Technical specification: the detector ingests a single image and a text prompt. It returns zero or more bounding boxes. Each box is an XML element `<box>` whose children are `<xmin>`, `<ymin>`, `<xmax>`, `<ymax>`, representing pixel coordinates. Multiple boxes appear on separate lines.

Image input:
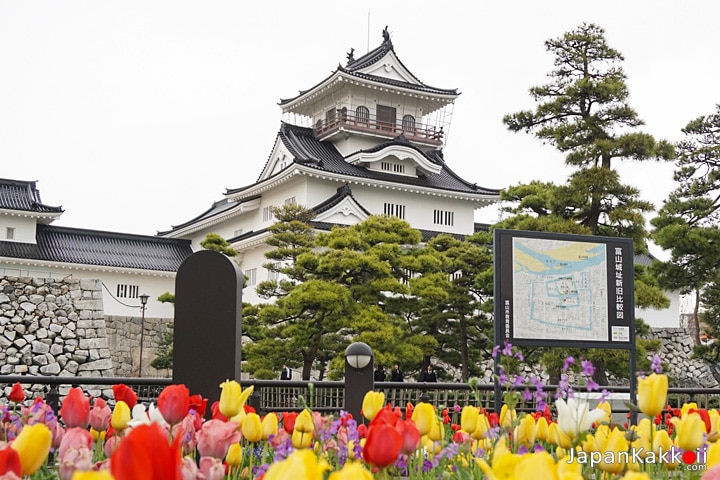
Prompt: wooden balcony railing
<box><xmin>314</xmin><ymin>112</ymin><xmax>445</xmax><ymax>146</ymax></box>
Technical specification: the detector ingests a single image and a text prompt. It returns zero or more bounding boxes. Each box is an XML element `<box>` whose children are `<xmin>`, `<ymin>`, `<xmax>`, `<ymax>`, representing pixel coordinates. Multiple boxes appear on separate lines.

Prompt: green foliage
<box><xmin>200</xmin><ymin>232</ymin><xmax>238</xmax><ymax>257</ymax></box>
<box><xmin>150</xmin><ymin>293</ymin><xmax>175</xmax><ymax>371</ymax></box>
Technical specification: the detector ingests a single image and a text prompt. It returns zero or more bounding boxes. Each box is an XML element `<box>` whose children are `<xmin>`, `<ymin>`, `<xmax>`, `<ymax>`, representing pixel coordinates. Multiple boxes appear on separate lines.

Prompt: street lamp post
<box><xmin>344</xmin><ymin>342</ymin><xmax>374</xmax><ymax>424</ymax></box>
<box><xmin>138</xmin><ymin>293</ymin><xmax>149</xmax><ymax>377</ymax></box>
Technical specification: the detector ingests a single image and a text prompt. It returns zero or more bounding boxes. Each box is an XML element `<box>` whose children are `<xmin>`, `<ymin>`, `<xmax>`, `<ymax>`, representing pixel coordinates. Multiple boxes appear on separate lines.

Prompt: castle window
<box><xmin>377</xmin><ymin>105</ymin><xmax>397</xmax><ymax>131</ymax></box>
<box><xmin>267</xmin><ymin>263</ymin><xmax>280</xmax><ymax>281</ymax></box>
<box><xmin>356</xmin><ymin>106</ymin><xmax>369</xmax><ymax>124</ymax></box>
<box><xmin>433</xmin><ymin>209</ymin><xmax>454</xmax><ymax>226</ymax></box>
<box><xmin>233</xmin><ymin>228</ymin><xmax>243</xmax><ymax>237</ymax></box>
<box><xmin>117</xmin><ymin>284</ymin><xmax>139</xmax><ymax>299</ymax></box>
<box><xmin>5</xmin><ymin>227</ymin><xmax>14</xmax><ymax>240</ymax></box>
<box><xmin>284</xmin><ymin>197</ymin><xmax>296</xmax><ymax>205</ymax></box>
<box><xmin>325</xmin><ymin>109</ymin><xmax>336</xmax><ymax>124</ymax></box>
<box><xmin>263</xmin><ymin>206</ymin><xmax>274</xmax><ymax>222</ymax></box>
<box><xmin>402</xmin><ymin>114</ymin><xmax>416</xmax><ymax>132</ymax></box>
<box><xmin>384</xmin><ymin>203</ymin><xmax>406</xmax><ymax>219</ymax></box>
<box><xmin>380</xmin><ymin>161</ymin><xmax>405</xmax><ymax>174</ymax></box>
<box><xmin>245</xmin><ymin>268</ymin><xmax>257</xmax><ymax>286</ymax></box>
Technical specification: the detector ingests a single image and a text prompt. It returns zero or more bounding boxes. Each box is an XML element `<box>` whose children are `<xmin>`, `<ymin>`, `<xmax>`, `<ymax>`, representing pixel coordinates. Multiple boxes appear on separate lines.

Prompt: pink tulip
<box><xmin>89</xmin><ymin>398</ymin><xmax>112</xmax><ymax>432</ymax></box>
<box><xmin>103</xmin><ymin>435</ymin><xmax>122</xmax><ymax>458</ymax></box>
<box><xmin>199</xmin><ymin>457</ymin><xmax>225</xmax><ymax>480</ymax></box>
<box><xmin>196</xmin><ymin>419</ymin><xmax>242</xmax><ymax>459</ymax></box>
<box><xmin>58</xmin><ymin>428</ymin><xmax>92</xmax><ymax>459</ymax></box>
<box><xmin>180</xmin><ymin>456</ymin><xmax>199</xmax><ymax>480</ymax></box>
<box><xmin>172</xmin><ymin>415</ymin><xmax>198</xmax><ymax>456</ymax></box>
<box><xmin>58</xmin><ymin>445</ymin><xmax>93</xmax><ymax>480</ymax></box>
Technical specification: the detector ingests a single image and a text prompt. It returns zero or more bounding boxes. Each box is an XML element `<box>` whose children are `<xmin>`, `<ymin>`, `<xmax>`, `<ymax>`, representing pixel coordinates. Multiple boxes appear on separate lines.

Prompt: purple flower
<box><xmin>562</xmin><ymin>356</ymin><xmax>575</xmax><ymax>371</ymax></box>
<box><xmin>581</xmin><ymin>360</ymin><xmax>595</xmax><ymax>377</ymax></box>
<box><xmin>502</xmin><ymin>341</ymin><xmax>513</xmax><ymax>356</ymax></box>
<box><xmin>498</xmin><ymin>373</ymin><xmax>508</xmax><ymax>384</ymax></box>
<box><xmin>651</xmin><ymin>355</ymin><xmax>663</xmax><ymax>374</ymax></box>
<box><xmin>513</xmin><ymin>375</ymin><xmax>524</xmax><ymax>388</ymax></box>
<box><xmin>517</xmin><ymin>445</ymin><xmax>529</xmax><ymax>455</ymax></box>
<box><xmin>492</xmin><ymin>345</ymin><xmax>501</xmax><ymax>358</ymax></box>
<box><xmin>598</xmin><ymin>389</ymin><xmax>610</xmax><ymax>403</ymax></box>
<box><xmin>537</xmin><ymin>399</ymin><xmax>547</xmax><ymax>411</ymax></box>
<box><xmin>522</xmin><ymin>389</ymin><xmax>533</xmax><ymax>402</ymax></box>
<box><xmin>586</xmin><ymin>379</ymin><xmax>599</xmax><ymax>392</ymax></box>
<box><xmin>514</xmin><ymin>351</ymin><xmax>524</xmax><ymax>362</ymax></box>
<box><xmin>533</xmin><ymin>443</ymin><xmax>546</xmax><ymax>453</ymax></box>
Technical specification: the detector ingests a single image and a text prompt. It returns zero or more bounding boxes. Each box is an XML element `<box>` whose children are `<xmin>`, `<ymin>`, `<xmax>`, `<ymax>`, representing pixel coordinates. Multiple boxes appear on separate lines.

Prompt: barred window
<box><xmin>384</xmin><ymin>203</ymin><xmax>406</xmax><ymax>219</ymax></box>
<box><xmin>263</xmin><ymin>206</ymin><xmax>274</xmax><ymax>222</ymax></box>
<box><xmin>117</xmin><ymin>284</ymin><xmax>139</xmax><ymax>299</ymax></box>
<box><xmin>245</xmin><ymin>268</ymin><xmax>257</xmax><ymax>286</ymax></box>
<box><xmin>433</xmin><ymin>209</ymin><xmax>454</xmax><ymax>226</ymax></box>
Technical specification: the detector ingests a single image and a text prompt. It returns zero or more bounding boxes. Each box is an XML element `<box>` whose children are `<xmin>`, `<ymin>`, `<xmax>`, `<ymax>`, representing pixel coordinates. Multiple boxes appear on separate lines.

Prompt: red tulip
<box><xmin>112</xmin><ymin>384</ymin><xmax>138</xmax><ymax>409</ymax></box>
<box><xmin>60</xmin><ymin>387</ymin><xmax>90</xmax><ymax>428</ymax></box>
<box><xmin>8</xmin><ymin>382</ymin><xmax>25</xmax><ymax>403</ymax></box>
<box><xmin>0</xmin><ymin>446</ymin><xmax>22</xmax><ymax>477</ymax></box>
<box><xmin>362</xmin><ymin>422</ymin><xmax>402</xmax><ymax>468</ymax></box>
<box><xmin>283</xmin><ymin>412</ymin><xmax>298</xmax><ymax>434</ymax></box>
<box><xmin>111</xmin><ymin>423</ymin><xmax>182</xmax><ymax>480</ymax></box>
<box><xmin>210</xmin><ymin>401</ymin><xmax>228</xmax><ymax>421</ymax></box>
<box><xmin>158</xmin><ymin>384</ymin><xmax>190</xmax><ymax>426</ymax></box>
<box><xmin>396</xmin><ymin>419</ymin><xmax>420</xmax><ymax>454</ymax></box>
<box><xmin>189</xmin><ymin>394</ymin><xmax>208</xmax><ymax>418</ymax></box>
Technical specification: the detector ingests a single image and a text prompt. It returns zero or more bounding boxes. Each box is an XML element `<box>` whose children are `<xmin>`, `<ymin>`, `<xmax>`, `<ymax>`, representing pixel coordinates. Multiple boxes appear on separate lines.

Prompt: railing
<box><xmin>314</xmin><ymin>111</ymin><xmax>444</xmax><ymax>146</ymax></box>
<box><xmin>3</xmin><ymin>375</ymin><xmax>720</xmax><ymax>422</ymax></box>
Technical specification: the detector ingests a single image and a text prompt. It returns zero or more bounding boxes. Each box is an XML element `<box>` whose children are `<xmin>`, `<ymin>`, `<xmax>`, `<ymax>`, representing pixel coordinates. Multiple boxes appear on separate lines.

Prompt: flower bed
<box><xmin>1</xmin><ymin>355</ymin><xmax>719</xmax><ymax>479</ymax></box>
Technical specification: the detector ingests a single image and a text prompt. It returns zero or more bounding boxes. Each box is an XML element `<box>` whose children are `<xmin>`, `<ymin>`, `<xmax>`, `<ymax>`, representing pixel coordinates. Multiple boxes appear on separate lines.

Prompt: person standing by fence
<box><xmin>390</xmin><ymin>364</ymin><xmax>404</xmax><ymax>382</ymax></box>
<box><xmin>419</xmin><ymin>365</ymin><xmax>437</xmax><ymax>382</ymax></box>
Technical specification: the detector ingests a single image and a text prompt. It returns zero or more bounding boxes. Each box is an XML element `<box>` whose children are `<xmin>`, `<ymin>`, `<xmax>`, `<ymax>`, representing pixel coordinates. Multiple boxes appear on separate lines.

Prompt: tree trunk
<box><xmin>591</xmin><ymin>357</ymin><xmax>609</xmax><ymax>386</ymax></box>
<box><xmin>692</xmin><ymin>288</ymin><xmax>702</xmax><ymax>345</ymax></box>
<box><xmin>460</xmin><ymin>317</ymin><xmax>469</xmax><ymax>382</ymax></box>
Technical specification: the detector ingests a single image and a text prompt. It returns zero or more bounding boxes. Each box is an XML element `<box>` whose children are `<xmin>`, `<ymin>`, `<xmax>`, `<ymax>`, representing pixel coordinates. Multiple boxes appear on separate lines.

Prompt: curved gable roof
<box><xmin>0</xmin><ymin>178</ymin><xmax>63</xmax><ymax>214</ymax></box>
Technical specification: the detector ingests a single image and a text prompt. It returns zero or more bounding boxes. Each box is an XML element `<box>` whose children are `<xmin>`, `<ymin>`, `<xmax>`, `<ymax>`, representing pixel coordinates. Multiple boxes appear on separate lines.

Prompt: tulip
<box><xmin>71</xmin><ymin>471</ymin><xmax>116</xmax><ymax>480</ymax></box>
<box><xmin>597</xmin><ymin>400</ymin><xmax>612</xmax><ymax>424</ymax></box>
<box><xmin>476</xmin><ymin>443</ymin><xmax>522</xmax><ymax>479</ymax></box>
<box><xmin>672</xmin><ymin>412</ymin><xmax>705</xmax><ymax>451</ymax></box>
<box><xmin>157</xmin><ymin>384</ymin><xmax>190</xmax><ymax>426</ymax></box>
<box><xmin>548</xmin><ymin>422</ymin><xmax>572</xmax><ymax>449</ymax></box>
<box><xmin>598</xmin><ymin>428</ymin><xmax>629</xmax><ymax>474</ymax></box>
<box><xmin>261</xmin><ymin>413</ymin><xmax>279</xmax><ymax>440</ymax></box>
<box><xmin>427</xmin><ymin>415</ymin><xmax>443</xmax><ymax>442</ymax></box>
<box><xmin>361</xmin><ymin>391</ymin><xmax>385</xmax><ymax>421</ymax></box>
<box><xmin>292</xmin><ymin>429</ymin><xmax>313</xmax><ymax>449</ymax></box>
<box><xmin>225</xmin><ymin>443</ymin><xmax>242</xmax><ymax>467</ymax></box>
<box><xmin>111</xmin><ymin>401</ymin><xmax>131</xmax><ymax>432</ymax></box>
<box><xmin>411</xmin><ymin>402</ymin><xmax>435</xmax><ymax>436</ymax></box>
<box><xmin>618</xmin><ymin>473</ymin><xmax>652</xmax><ymax>480</ymax></box>
<box><xmin>708</xmin><ymin>440</ymin><xmax>720</xmax><ymax>468</ymax></box>
<box><xmin>460</xmin><ymin>406</ymin><xmax>478</xmax><ymax>433</ymax></box>
<box><xmin>218</xmin><ymin>380</ymin><xmax>254</xmax><ymax>418</ymax></box>
<box><xmin>241</xmin><ymin>412</ymin><xmax>263</xmax><ymax>443</ymax></box>
<box><xmin>110</xmin><ymin>423</ymin><xmax>182</xmax><ymax>480</ymax></box>
<box><xmin>328</xmin><ymin>461</ymin><xmax>374</xmax><ymax>480</ymax></box>
<box><xmin>283</xmin><ymin>412</ymin><xmax>298</xmax><ymax>434</ymax></box>
<box><xmin>60</xmin><ymin>387</ymin><xmax>91</xmax><ymax>429</ymax></box>
<box><xmin>652</xmin><ymin>429</ymin><xmax>679</xmax><ymax>470</ymax></box>
<box><xmin>111</xmin><ymin>384</ymin><xmax>138</xmax><ymax>409</ymax></box>
<box><xmin>8</xmin><ymin>382</ymin><xmax>25</xmax><ymax>404</ymax></box>
<box><xmin>294</xmin><ymin>409</ymin><xmax>315</xmax><ymax>434</ymax></box>
<box><xmin>514</xmin><ymin>414</ymin><xmax>536</xmax><ymax>447</ymax></box>
<box><xmin>198</xmin><ymin>457</ymin><xmax>224</xmax><ymax>480</ymax></box>
<box><xmin>89</xmin><ymin>398</ymin><xmax>112</xmax><ymax>432</ymax></box>
<box><xmin>58</xmin><ymin>427</ymin><xmax>93</xmax><ymax>460</ymax></box>
<box><xmin>10</xmin><ymin>423</ymin><xmax>52</xmax><ymax>476</ymax></box>
<box><xmin>534</xmin><ymin>416</ymin><xmax>549</xmax><ymax>441</ymax></box>
<box><xmin>0</xmin><ymin>446</ymin><xmax>22</xmax><ymax>478</ymax></box>
<box><xmin>396</xmin><ymin>419</ymin><xmax>420</xmax><ymax>454</ymax></box>
<box><xmin>196</xmin><ymin>419</ymin><xmax>243</xmax><ymax>459</ymax></box>
<box><xmin>263</xmin><ymin>449</ymin><xmax>329</xmax><ymax>480</ymax></box>
<box><xmin>499</xmin><ymin>404</ymin><xmax>516</xmax><ymax>429</ymax></box>
<box><xmin>555</xmin><ymin>397</ymin><xmax>605</xmax><ymax>439</ymax></box>
<box><xmin>637</xmin><ymin>374</ymin><xmax>668</xmax><ymax>418</ymax></box>
<box><xmin>363</xmin><ymin>422</ymin><xmax>402</xmax><ymax>468</ymax></box>
<box><xmin>472</xmin><ymin>413</ymin><xmax>491</xmax><ymax>440</ymax></box>
<box><xmin>514</xmin><ymin>451</ymin><xmax>558</xmax><ymax>480</ymax></box>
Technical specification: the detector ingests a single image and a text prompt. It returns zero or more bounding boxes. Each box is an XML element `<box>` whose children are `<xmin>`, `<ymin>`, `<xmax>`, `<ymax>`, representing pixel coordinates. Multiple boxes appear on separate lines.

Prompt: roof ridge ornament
<box><xmin>382</xmin><ymin>26</ymin><xmax>393</xmax><ymax>49</ymax></box>
<box><xmin>346</xmin><ymin>48</ymin><xmax>355</xmax><ymax>65</ymax></box>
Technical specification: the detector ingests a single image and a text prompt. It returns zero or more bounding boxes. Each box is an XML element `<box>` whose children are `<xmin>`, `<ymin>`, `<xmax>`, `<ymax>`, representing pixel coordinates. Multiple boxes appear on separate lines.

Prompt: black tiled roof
<box><xmin>0</xmin><ymin>179</ymin><xmax>63</xmax><ymax>213</ymax></box>
<box><xmin>157</xmin><ymin>195</ymin><xmax>260</xmax><ymax>236</ymax></box>
<box><xmin>0</xmin><ymin>225</ymin><xmax>193</xmax><ymax>272</ymax></box>
<box><xmin>312</xmin><ymin>184</ymin><xmax>372</xmax><ymax>216</ymax></box>
<box><xmin>279</xmin><ymin>32</ymin><xmax>457</xmax><ymax>106</ymax></box>
<box><xmin>229</xmin><ymin>123</ymin><xmax>498</xmax><ymax>196</ymax></box>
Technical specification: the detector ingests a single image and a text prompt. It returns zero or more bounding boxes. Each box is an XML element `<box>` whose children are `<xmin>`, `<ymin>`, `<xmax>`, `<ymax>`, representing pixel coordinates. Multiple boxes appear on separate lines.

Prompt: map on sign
<box><xmin>512</xmin><ymin>237</ymin><xmax>608</xmax><ymax>342</ymax></box>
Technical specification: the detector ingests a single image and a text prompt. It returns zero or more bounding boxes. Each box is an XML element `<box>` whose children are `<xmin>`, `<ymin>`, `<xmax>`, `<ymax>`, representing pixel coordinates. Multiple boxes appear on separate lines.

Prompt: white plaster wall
<box><xmin>637</xmin><ymin>289</ymin><xmax>681</xmax><ymax>328</ymax></box>
<box><xmin>0</xmin><ymin>215</ymin><xmax>37</xmax><ymax>243</ymax></box>
<box><xmin>236</xmin><ymin>244</ymin><xmax>274</xmax><ymax>305</ymax></box>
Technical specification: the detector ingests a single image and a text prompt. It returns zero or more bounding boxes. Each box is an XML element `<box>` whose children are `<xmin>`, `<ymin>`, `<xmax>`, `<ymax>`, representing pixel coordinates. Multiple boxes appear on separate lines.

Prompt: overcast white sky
<box><xmin>2</xmin><ymin>1</ymin><xmax>719</xmax><ymax>258</ymax></box>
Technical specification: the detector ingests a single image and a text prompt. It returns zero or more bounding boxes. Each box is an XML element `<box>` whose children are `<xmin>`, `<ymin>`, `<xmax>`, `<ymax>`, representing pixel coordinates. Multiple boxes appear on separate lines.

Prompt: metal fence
<box><xmin>2</xmin><ymin>375</ymin><xmax>720</xmax><ymax>421</ymax></box>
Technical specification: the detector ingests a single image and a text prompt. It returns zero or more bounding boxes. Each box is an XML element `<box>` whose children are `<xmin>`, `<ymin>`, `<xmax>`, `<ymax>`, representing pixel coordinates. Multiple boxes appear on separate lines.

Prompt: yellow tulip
<box><xmin>708</xmin><ymin>440</ymin><xmax>720</xmax><ymax>468</ymax></box>
<box><xmin>709</xmin><ymin>409</ymin><xmax>720</xmax><ymax>442</ymax></box>
<box><xmin>292</xmin><ymin>429</ymin><xmax>313</xmax><ymax>449</ymax></box>
<box><xmin>534</xmin><ymin>416</ymin><xmax>549</xmax><ymax>441</ymax></box>
<box><xmin>476</xmin><ymin>439</ymin><xmax>522</xmax><ymax>480</ymax></box>
<box><xmin>514</xmin><ymin>451</ymin><xmax>559</xmax><ymax>480</ymax></box>
<box><xmin>681</xmin><ymin>402</ymin><xmax>698</xmax><ymax>418</ymax></box>
<box><xmin>328</xmin><ymin>461</ymin><xmax>374</xmax><ymax>480</ymax></box>
<box><xmin>593</xmin><ymin>424</ymin><xmax>611</xmax><ymax>451</ymax></box>
<box><xmin>294</xmin><ymin>409</ymin><xmax>315</xmax><ymax>434</ymax></box>
<box><xmin>548</xmin><ymin>421</ymin><xmax>572</xmax><ymax>449</ymax></box>
<box><xmin>598</xmin><ymin>427</ymin><xmax>629</xmax><ymax>474</ymax></box>
<box><xmin>472</xmin><ymin>413</ymin><xmax>491</xmax><ymax>440</ymax></box>
<box><xmin>10</xmin><ymin>423</ymin><xmax>52</xmax><ymax>476</ymax></box>
<box><xmin>499</xmin><ymin>404</ymin><xmax>516</xmax><ymax>429</ymax></box>
<box><xmin>361</xmin><ymin>391</ymin><xmax>385</xmax><ymax>421</ymax></box>
<box><xmin>264</xmin><ymin>448</ymin><xmax>329</xmax><ymax>480</ymax></box>
<box><xmin>652</xmin><ymin>429</ymin><xmax>679</xmax><ymax>470</ymax></box>
<box><xmin>412</xmin><ymin>402</ymin><xmax>435</xmax><ymax>436</ymax></box>
<box><xmin>460</xmin><ymin>405</ymin><xmax>478</xmax><ymax>433</ymax></box>
<box><xmin>90</xmin><ymin>428</ymin><xmax>106</xmax><ymax>442</ymax></box>
<box><xmin>637</xmin><ymin>373</ymin><xmax>668</xmax><ymax>418</ymax></box>
<box><xmin>218</xmin><ymin>380</ymin><xmax>254</xmax><ymax>418</ymax></box>
<box><xmin>71</xmin><ymin>472</ymin><xmax>116</xmax><ymax>480</ymax></box>
<box><xmin>618</xmin><ymin>473</ymin><xmax>652</xmax><ymax>480</ymax></box>
<box><xmin>597</xmin><ymin>401</ymin><xmax>612</xmax><ymax>424</ymax></box>
<box><xmin>514</xmin><ymin>414</ymin><xmax>536</xmax><ymax>447</ymax></box>
<box><xmin>110</xmin><ymin>400</ymin><xmax>131</xmax><ymax>431</ymax></box>
<box><xmin>261</xmin><ymin>412</ymin><xmax>279</xmax><ymax>440</ymax></box>
<box><xmin>241</xmin><ymin>412</ymin><xmax>263</xmax><ymax>443</ymax></box>
<box><xmin>428</xmin><ymin>416</ymin><xmax>443</xmax><ymax>442</ymax></box>
<box><xmin>557</xmin><ymin>453</ymin><xmax>583</xmax><ymax>480</ymax></box>
<box><xmin>226</xmin><ymin>442</ymin><xmax>243</xmax><ymax>466</ymax></box>
<box><xmin>672</xmin><ymin>412</ymin><xmax>705</xmax><ymax>451</ymax></box>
